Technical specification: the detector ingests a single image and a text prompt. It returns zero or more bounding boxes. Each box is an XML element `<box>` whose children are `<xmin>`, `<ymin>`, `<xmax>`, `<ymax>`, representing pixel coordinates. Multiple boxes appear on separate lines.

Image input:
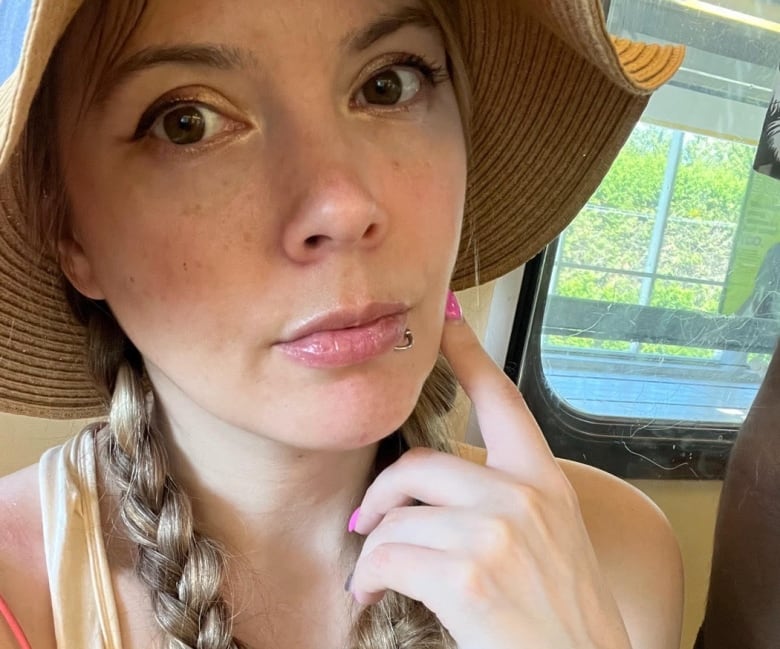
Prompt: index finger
<box><xmin>440</xmin><ymin>309</ymin><xmax>558</xmax><ymax>481</ymax></box>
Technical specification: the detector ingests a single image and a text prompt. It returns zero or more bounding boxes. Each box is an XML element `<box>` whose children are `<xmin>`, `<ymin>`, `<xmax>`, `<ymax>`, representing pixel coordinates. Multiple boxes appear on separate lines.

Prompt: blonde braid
<box><xmin>81</xmin><ymin>304</ymin><xmax>247</xmax><ymax>649</ymax></box>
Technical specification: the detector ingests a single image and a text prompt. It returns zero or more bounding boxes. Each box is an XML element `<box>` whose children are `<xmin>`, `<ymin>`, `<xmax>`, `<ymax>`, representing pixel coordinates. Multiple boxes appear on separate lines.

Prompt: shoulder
<box><xmin>454</xmin><ymin>443</ymin><xmax>683</xmax><ymax>649</ymax></box>
<box><xmin>0</xmin><ymin>464</ymin><xmax>57</xmax><ymax>649</ymax></box>
<box><xmin>558</xmin><ymin>458</ymin><xmax>683</xmax><ymax>649</ymax></box>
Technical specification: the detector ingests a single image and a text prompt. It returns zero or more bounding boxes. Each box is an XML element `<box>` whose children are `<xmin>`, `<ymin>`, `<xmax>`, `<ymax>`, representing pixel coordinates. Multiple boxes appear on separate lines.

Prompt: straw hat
<box><xmin>0</xmin><ymin>0</ymin><xmax>684</xmax><ymax>419</ymax></box>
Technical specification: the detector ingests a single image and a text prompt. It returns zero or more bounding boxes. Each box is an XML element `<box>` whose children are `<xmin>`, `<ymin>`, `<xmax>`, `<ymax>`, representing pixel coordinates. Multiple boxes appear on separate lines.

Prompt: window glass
<box><xmin>538</xmin><ymin>0</ymin><xmax>780</xmax><ymax>426</ymax></box>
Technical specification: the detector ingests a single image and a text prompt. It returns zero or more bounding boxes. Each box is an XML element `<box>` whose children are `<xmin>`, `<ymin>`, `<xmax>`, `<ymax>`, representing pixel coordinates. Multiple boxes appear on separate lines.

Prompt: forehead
<box><xmin>56</xmin><ymin>0</ymin><xmax>437</xmax><ymax>104</ymax></box>
<box><xmin>118</xmin><ymin>0</ymin><xmax>427</xmax><ymax>53</ymax></box>
<box><xmin>53</xmin><ymin>0</ymin><xmax>439</xmax><ymax>122</ymax></box>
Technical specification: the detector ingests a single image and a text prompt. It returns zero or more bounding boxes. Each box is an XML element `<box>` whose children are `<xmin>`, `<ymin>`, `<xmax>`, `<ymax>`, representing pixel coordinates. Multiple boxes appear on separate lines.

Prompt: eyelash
<box><xmin>131</xmin><ymin>52</ymin><xmax>450</xmax><ymax>143</ymax></box>
<box><xmin>389</xmin><ymin>53</ymin><xmax>449</xmax><ymax>87</ymax></box>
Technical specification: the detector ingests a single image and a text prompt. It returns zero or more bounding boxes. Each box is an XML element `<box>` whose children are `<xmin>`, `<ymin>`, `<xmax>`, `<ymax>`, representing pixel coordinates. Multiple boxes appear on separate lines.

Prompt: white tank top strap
<box><xmin>39</xmin><ymin>427</ymin><xmax>123</xmax><ymax>649</ymax></box>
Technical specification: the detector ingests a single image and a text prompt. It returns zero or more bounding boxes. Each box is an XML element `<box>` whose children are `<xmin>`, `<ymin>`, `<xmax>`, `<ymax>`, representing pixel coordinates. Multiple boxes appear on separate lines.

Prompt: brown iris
<box><xmin>361</xmin><ymin>70</ymin><xmax>404</xmax><ymax>105</ymax></box>
<box><xmin>163</xmin><ymin>106</ymin><xmax>207</xmax><ymax>144</ymax></box>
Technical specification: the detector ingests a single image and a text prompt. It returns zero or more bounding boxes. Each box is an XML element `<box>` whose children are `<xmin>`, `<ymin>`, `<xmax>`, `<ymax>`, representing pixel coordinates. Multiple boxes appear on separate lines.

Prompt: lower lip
<box><xmin>275</xmin><ymin>314</ymin><xmax>408</xmax><ymax>368</ymax></box>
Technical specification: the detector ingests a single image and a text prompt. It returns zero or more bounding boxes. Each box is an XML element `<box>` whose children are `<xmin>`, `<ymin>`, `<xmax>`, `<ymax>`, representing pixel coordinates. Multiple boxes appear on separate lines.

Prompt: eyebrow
<box><xmin>343</xmin><ymin>5</ymin><xmax>438</xmax><ymax>52</ymax></box>
<box><xmin>93</xmin><ymin>5</ymin><xmax>436</xmax><ymax>106</ymax></box>
<box><xmin>93</xmin><ymin>43</ymin><xmax>258</xmax><ymax>105</ymax></box>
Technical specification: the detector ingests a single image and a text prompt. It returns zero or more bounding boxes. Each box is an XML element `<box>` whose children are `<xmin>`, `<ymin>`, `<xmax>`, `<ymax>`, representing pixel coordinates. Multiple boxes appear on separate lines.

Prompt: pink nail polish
<box><xmin>348</xmin><ymin>507</ymin><xmax>360</xmax><ymax>533</ymax></box>
<box><xmin>445</xmin><ymin>290</ymin><xmax>463</xmax><ymax>321</ymax></box>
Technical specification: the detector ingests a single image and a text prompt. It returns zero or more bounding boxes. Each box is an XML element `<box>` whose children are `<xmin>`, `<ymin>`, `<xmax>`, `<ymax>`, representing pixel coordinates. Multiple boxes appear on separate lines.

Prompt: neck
<box><xmin>96</xmin><ymin>393</ymin><xmax>377</xmax><ymax>647</ymax></box>
<box><xmin>149</xmin><ymin>391</ymin><xmax>380</xmax><ymax>575</ymax></box>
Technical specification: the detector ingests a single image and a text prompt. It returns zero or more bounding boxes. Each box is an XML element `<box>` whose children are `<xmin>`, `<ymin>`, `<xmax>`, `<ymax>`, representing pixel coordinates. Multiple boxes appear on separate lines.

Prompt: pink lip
<box><xmin>276</xmin><ymin>303</ymin><xmax>409</xmax><ymax>369</ymax></box>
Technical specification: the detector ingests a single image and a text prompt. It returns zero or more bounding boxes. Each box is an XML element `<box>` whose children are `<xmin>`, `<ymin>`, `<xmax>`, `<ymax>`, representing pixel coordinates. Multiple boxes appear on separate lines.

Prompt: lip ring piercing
<box><xmin>393</xmin><ymin>329</ymin><xmax>414</xmax><ymax>351</ymax></box>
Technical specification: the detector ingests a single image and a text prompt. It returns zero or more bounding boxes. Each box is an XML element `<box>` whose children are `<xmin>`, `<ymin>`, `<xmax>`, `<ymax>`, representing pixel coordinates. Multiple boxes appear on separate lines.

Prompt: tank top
<box><xmin>38</xmin><ymin>427</ymin><xmax>123</xmax><ymax>648</ymax></box>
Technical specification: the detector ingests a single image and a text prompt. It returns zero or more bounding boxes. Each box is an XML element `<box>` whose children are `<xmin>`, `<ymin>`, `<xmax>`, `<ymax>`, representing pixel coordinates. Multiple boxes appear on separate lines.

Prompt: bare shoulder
<box><xmin>559</xmin><ymin>458</ymin><xmax>684</xmax><ymax>649</ymax></box>
<box><xmin>0</xmin><ymin>465</ymin><xmax>57</xmax><ymax>649</ymax></box>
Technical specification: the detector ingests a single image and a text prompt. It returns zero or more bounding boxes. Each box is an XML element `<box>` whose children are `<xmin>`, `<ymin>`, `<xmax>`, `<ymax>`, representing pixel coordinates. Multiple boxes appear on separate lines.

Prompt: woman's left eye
<box><xmin>147</xmin><ymin>103</ymin><xmax>231</xmax><ymax>145</ymax></box>
<box><xmin>357</xmin><ymin>67</ymin><xmax>423</xmax><ymax>107</ymax></box>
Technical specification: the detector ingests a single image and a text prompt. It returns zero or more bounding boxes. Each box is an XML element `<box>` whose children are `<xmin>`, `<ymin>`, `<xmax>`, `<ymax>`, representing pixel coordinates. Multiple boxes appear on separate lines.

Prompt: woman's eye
<box><xmin>357</xmin><ymin>67</ymin><xmax>422</xmax><ymax>107</ymax></box>
<box><xmin>149</xmin><ymin>104</ymin><xmax>227</xmax><ymax>145</ymax></box>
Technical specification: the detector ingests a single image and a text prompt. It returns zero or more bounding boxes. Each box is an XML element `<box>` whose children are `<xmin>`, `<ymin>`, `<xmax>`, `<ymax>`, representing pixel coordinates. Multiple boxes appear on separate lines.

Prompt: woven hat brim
<box><xmin>0</xmin><ymin>170</ymin><xmax>100</xmax><ymax>418</ymax></box>
<box><xmin>0</xmin><ymin>0</ymin><xmax>683</xmax><ymax>419</ymax></box>
<box><xmin>0</xmin><ymin>0</ymin><xmax>111</xmax><ymax>418</ymax></box>
<box><xmin>450</xmin><ymin>0</ymin><xmax>683</xmax><ymax>290</ymax></box>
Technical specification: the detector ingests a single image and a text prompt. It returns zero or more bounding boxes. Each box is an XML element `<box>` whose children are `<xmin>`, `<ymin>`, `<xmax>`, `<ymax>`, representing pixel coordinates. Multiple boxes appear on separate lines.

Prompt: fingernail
<box><xmin>348</xmin><ymin>507</ymin><xmax>360</xmax><ymax>533</ymax></box>
<box><xmin>445</xmin><ymin>290</ymin><xmax>463</xmax><ymax>321</ymax></box>
<box><xmin>344</xmin><ymin>572</ymin><xmax>353</xmax><ymax>592</ymax></box>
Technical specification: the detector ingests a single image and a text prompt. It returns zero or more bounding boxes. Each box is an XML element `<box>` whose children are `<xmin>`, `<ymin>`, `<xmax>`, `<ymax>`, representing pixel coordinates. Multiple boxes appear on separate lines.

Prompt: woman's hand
<box><xmin>347</xmin><ymin>308</ymin><xmax>633</xmax><ymax>649</ymax></box>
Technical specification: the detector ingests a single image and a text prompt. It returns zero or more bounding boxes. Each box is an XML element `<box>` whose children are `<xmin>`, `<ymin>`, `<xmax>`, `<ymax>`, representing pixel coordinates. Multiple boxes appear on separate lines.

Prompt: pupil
<box><xmin>364</xmin><ymin>71</ymin><xmax>402</xmax><ymax>105</ymax></box>
<box><xmin>164</xmin><ymin>107</ymin><xmax>206</xmax><ymax>144</ymax></box>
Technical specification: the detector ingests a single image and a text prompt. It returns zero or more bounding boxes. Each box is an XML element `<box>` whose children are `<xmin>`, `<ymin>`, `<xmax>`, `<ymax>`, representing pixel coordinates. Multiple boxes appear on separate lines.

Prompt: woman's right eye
<box><xmin>144</xmin><ymin>103</ymin><xmax>233</xmax><ymax>146</ymax></box>
<box><xmin>353</xmin><ymin>54</ymin><xmax>448</xmax><ymax>110</ymax></box>
<box><xmin>358</xmin><ymin>67</ymin><xmax>422</xmax><ymax>107</ymax></box>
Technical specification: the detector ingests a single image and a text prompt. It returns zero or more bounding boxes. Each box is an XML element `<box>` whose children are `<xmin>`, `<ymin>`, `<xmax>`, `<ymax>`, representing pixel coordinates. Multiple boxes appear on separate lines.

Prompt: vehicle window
<box><xmin>512</xmin><ymin>0</ymin><xmax>780</xmax><ymax>479</ymax></box>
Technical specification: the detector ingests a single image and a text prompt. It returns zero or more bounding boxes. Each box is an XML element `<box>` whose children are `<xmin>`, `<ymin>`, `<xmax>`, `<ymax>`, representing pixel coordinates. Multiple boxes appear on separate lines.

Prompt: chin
<box><xmin>260</xmin><ymin>366</ymin><xmax>430</xmax><ymax>452</ymax></box>
<box><xmin>257</xmin><ymin>336</ymin><xmax>442</xmax><ymax>450</ymax></box>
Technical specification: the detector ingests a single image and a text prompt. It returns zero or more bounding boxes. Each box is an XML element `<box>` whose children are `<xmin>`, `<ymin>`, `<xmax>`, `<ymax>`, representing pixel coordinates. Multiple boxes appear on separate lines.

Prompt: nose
<box><xmin>279</xmin><ymin>139</ymin><xmax>389</xmax><ymax>264</ymax></box>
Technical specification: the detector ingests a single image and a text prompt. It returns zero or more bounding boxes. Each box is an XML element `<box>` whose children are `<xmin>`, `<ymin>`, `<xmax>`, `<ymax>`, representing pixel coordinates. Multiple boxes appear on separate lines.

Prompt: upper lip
<box><xmin>278</xmin><ymin>302</ymin><xmax>409</xmax><ymax>343</ymax></box>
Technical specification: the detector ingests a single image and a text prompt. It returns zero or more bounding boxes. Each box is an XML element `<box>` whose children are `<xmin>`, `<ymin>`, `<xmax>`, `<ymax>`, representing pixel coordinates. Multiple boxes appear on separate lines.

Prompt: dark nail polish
<box><xmin>344</xmin><ymin>572</ymin><xmax>353</xmax><ymax>592</ymax></box>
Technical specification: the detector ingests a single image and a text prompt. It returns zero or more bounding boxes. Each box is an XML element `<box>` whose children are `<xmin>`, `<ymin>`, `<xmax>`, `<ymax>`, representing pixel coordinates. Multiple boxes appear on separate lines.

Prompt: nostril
<box><xmin>299</xmin><ymin>220</ymin><xmax>380</xmax><ymax>251</ymax></box>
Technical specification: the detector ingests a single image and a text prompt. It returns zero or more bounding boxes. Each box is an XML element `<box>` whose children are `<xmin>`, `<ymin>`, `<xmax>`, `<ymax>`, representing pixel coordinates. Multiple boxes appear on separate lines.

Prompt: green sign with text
<box><xmin>721</xmin><ymin>66</ymin><xmax>780</xmax><ymax>317</ymax></box>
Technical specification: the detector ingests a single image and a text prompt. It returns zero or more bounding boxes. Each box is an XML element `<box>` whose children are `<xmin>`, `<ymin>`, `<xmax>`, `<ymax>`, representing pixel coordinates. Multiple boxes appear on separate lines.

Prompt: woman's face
<box><xmin>57</xmin><ymin>0</ymin><xmax>467</xmax><ymax>449</ymax></box>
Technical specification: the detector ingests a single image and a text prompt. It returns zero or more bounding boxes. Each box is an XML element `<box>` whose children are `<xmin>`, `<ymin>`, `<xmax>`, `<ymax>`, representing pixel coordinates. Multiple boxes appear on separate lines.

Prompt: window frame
<box><xmin>507</xmin><ymin>243</ymin><xmax>738</xmax><ymax>480</ymax></box>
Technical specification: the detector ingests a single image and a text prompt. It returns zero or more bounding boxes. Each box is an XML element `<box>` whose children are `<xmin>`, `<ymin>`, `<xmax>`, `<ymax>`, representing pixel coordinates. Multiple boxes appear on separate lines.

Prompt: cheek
<box><xmin>393</xmin><ymin>144</ymin><xmax>467</xmax><ymax>274</ymax></box>
<box><xmin>65</xmin><ymin>161</ymin><xmax>266</xmax><ymax>340</ymax></box>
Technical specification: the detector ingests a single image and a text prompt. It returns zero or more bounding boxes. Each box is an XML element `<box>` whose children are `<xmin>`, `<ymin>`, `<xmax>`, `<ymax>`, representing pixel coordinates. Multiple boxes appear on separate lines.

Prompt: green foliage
<box><xmin>560</xmin><ymin>209</ymin><xmax>652</xmax><ymax>271</ymax></box>
<box><xmin>657</xmin><ymin>220</ymin><xmax>734</xmax><ymax>283</ymax></box>
<box><xmin>589</xmin><ymin>124</ymin><xmax>672</xmax><ymax>215</ymax></box>
<box><xmin>649</xmin><ymin>280</ymin><xmax>721</xmax><ymax>313</ymax></box>
<box><xmin>556</xmin><ymin>268</ymin><xmax>641</xmax><ymax>303</ymax></box>
<box><xmin>548</xmin><ymin>123</ymin><xmax>755</xmax><ymax>359</ymax></box>
<box><xmin>672</xmin><ymin>134</ymin><xmax>754</xmax><ymax>223</ymax></box>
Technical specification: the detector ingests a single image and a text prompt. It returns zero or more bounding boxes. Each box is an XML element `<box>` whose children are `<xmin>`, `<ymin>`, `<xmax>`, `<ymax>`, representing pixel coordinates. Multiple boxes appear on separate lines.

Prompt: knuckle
<box><xmin>506</xmin><ymin>481</ymin><xmax>543</xmax><ymax>510</ymax></box>
<box><xmin>454</xmin><ymin>559</ymin><xmax>493</xmax><ymax>606</ymax></box>
<box><xmin>366</xmin><ymin>544</ymin><xmax>396</xmax><ymax>573</ymax></box>
<box><xmin>380</xmin><ymin>506</ymin><xmax>406</xmax><ymax>529</ymax></box>
<box><xmin>505</xmin><ymin>482</ymin><xmax>551</xmax><ymax>528</ymax></box>
<box><xmin>476</xmin><ymin>516</ymin><xmax>515</xmax><ymax>551</ymax></box>
<box><xmin>503</xmin><ymin>477</ymin><xmax>582</xmax><ymax>540</ymax></box>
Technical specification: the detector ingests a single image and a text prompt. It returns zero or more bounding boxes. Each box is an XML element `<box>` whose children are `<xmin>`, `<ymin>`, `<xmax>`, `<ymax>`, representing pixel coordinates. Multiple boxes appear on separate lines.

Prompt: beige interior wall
<box><xmin>0</xmin><ymin>413</ymin><xmax>91</xmax><ymax>476</ymax></box>
<box><xmin>632</xmin><ymin>479</ymin><xmax>722</xmax><ymax>649</ymax></box>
